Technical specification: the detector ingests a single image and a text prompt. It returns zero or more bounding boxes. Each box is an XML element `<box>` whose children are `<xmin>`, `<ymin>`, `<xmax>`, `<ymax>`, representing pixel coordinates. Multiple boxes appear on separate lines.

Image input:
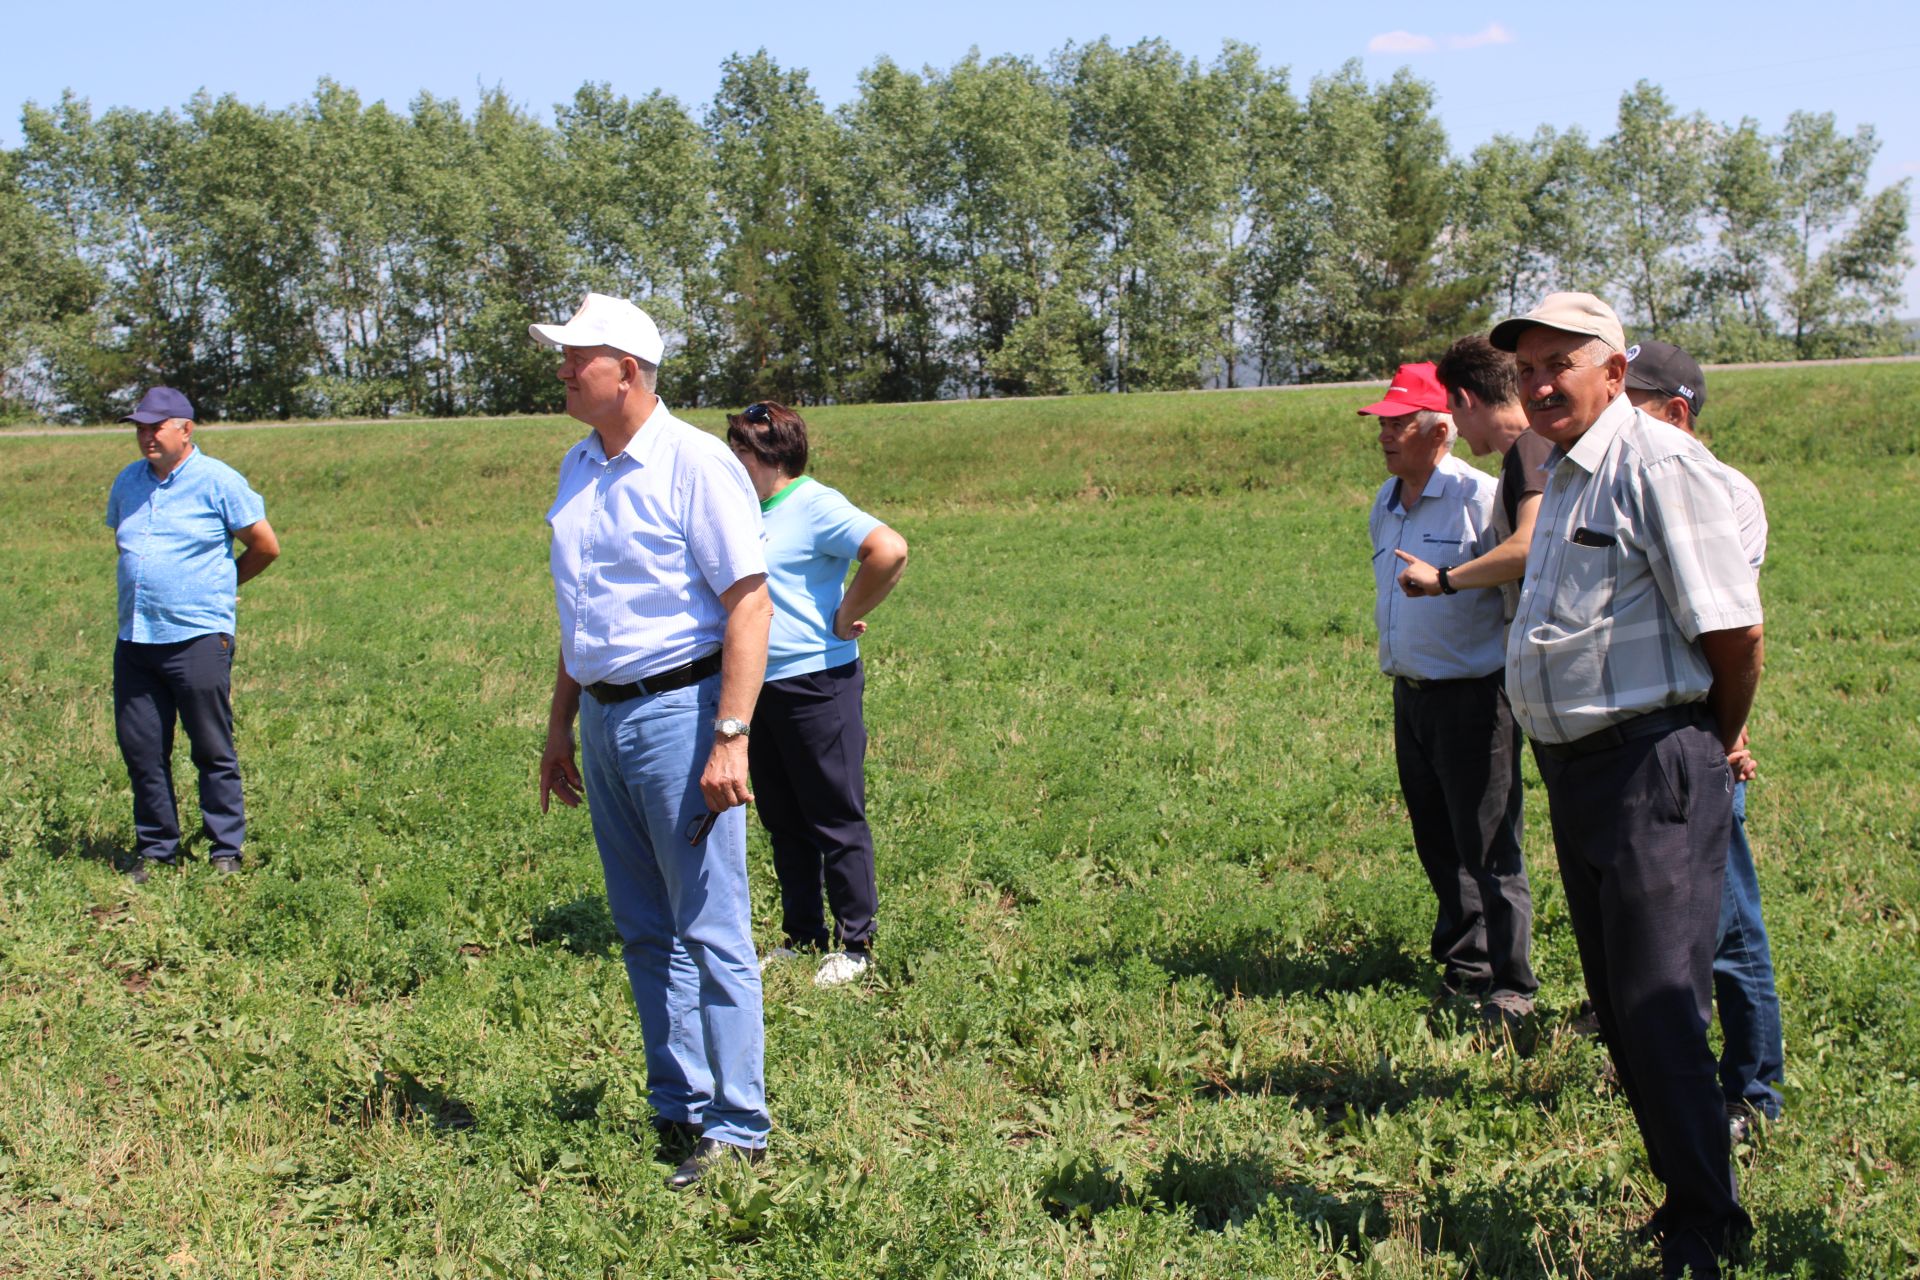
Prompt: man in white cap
<box><xmin>531</xmin><ymin>292</ymin><xmax>775</xmax><ymax>1189</ymax></box>
<box><xmin>1494</xmin><ymin>293</ymin><xmax>1763</xmax><ymax>1278</ymax></box>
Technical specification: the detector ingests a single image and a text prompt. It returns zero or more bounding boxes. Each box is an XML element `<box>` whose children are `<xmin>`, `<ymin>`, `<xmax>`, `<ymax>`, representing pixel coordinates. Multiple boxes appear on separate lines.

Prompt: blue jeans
<box><xmin>1714</xmin><ymin>782</ymin><xmax>1784</xmax><ymax>1119</ymax></box>
<box><xmin>578</xmin><ymin>675</ymin><xmax>769</xmax><ymax>1149</ymax></box>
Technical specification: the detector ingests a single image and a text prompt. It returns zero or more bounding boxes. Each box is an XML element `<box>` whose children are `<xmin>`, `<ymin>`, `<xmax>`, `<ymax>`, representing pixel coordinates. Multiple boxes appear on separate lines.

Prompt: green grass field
<box><xmin>2</xmin><ymin>371</ymin><xmax>1916</xmax><ymax>1278</ymax></box>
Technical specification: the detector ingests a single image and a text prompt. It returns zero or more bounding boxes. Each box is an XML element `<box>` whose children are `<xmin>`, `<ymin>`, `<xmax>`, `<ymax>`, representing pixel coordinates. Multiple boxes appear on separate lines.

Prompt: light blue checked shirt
<box><xmin>547</xmin><ymin>403</ymin><xmax>766</xmax><ymax>687</ymax></box>
<box><xmin>1507</xmin><ymin>396</ymin><xmax>1763</xmax><ymax>745</ymax></box>
<box><xmin>106</xmin><ymin>448</ymin><xmax>266</xmax><ymax>643</ymax></box>
<box><xmin>1368</xmin><ymin>455</ymin><xmax>1507</xmax><ymax>681</ymax></box>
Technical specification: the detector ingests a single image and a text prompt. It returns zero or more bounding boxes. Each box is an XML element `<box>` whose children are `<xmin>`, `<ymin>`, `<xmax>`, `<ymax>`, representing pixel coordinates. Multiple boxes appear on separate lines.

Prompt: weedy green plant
<box><xmin>1</xmin><ymin>370</ymin><xmax>1916</xmax><ymax>1276</ymax></box>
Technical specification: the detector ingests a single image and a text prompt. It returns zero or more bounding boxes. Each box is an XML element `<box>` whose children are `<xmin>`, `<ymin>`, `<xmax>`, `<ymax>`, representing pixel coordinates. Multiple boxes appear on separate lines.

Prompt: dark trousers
<box><xmin>748</xmin><ymin>660</ymin><xmax>878</xmax><ymax>953</ymax></box>
<box><xmin>1392</xmin><ymin>673</ymin><xmax>1536</xmax><ymax>998</ymax></box>
<box><xmin>113</xmin><ymin>633</ymin><xmax>245</xmax><ymax>863</ymax></box>
<box><xmin>1534</xmin><ymin>715</ymin><xmax>1750</xmax><ymax>1272</ymax></box>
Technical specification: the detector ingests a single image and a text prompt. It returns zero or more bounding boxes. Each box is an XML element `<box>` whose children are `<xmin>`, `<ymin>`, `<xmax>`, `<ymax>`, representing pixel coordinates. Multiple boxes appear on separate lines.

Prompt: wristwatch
<box><xmin>1437</xmin><ymin>565</ymin><xmax>1459</xmax><ymax>595</ymax></box>
<box><xmin>714</xmin><ymin>717</ymin><xmax>751</xmax><ymax>740</ymax></box>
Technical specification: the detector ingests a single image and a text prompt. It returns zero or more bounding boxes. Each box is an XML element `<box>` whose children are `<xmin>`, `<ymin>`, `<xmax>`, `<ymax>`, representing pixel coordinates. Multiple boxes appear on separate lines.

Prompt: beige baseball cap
<box><xmin>1489</xmin><ymin>292</ymin><xmax>1626</xmax><ymax>354</ymax></box>
<box><xmin>530</xmin><ymin>292</ymin><xmax>664</xmax><ymax>364</ymax></box>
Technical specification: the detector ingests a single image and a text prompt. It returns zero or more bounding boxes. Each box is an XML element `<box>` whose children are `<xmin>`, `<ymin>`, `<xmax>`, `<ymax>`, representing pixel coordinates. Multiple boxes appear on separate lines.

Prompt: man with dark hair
<box><xmin>1394</xmin><ymin>336</ymin><xmax>1553</xmax><ymax>620</ymax></box>
<box><xmin>1626</xmin><ymin>340</ymin><xmax>1784</xmax><ymax>1143</ymax></box>
<box><xmin>107</xmin><ymin>386</ymin><xmax>279</xmax><ymax>882</ymax></box>
<box><xmin>1360</xmin><ymin>362</ymin><xmax>1537</xmax><ymax>1030</ymax></box>
<box><xmin>532</xmin><ymin>292</ymin><xmax>776</xmax><ymax>1190</ymax></box>
<box><xmin>1496</xmin><ymin>293</ymin><xmax>1762</xmax><ymax>1278</ymax></box>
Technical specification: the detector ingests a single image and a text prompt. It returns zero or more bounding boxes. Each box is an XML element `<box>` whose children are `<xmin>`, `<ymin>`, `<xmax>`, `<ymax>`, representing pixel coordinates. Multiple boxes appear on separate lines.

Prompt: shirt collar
<box><xmin>1390</xmin><ymin>455</ymin><xmax>1463</xmax><ymax>514</ymax></box>
<box><xmin>761</xmin><ymin>476</ymin><xmax>810</xmax><ymax>513</ymax></box>
<box><xmin>1559</xmin><ymin>393</ymin><xmax>1634</xmax><ymax>475</ymax></box>
<box><xmin>578</xmin><ymin>398</ymin><xmax>672</xmax><ymax>468</ymax></box>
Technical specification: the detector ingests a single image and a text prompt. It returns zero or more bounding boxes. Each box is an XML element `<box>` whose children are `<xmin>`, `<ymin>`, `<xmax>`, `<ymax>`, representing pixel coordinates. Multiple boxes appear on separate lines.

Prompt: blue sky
<box><xmin>7</xmin><ymin>0</ymin><xmax>1917</xmax><ymax>310</ymax></box>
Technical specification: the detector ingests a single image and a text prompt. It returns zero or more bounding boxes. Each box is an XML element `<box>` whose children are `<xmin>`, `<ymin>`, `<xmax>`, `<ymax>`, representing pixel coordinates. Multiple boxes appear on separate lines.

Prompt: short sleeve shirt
<box><xmin>1493</xmin><ymin>430</ymin><xmax>1555</xmax><ymax>620</ymax></box>
<box><xmin>547</xmin><ymin>403</ymin><xmax>767</xmax><ymax>687</ymax></box>
<box><xmin>1720</xmin><ymin>460</ymin><xmax>1768</xmax><ymax>570</ymax></box>
<box><xmin>1369</xmin><ymin>454</ymin><xmax>1508</xmax><ymax>681</ymax></box>
<box><xmin>760</xmin><ymin>477</ymin><xmax>884</xmax><ymax>682</ymax></box>
<box><xmin>105</xmin><ymin>448</ymin><xmax>266</xmax><ymax>643</ymax></box>
<box><xmin>1506</xmin><ymin>396</ymin><xmax>1763</xmax><ymax>744</ymax></box>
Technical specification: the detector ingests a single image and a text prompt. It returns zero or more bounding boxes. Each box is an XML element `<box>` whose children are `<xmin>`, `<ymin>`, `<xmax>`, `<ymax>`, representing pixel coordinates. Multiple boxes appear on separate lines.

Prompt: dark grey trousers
<box><xmin>113</xmin><ymin>633</ymin><xmax>245</xmax><ymax>863</ymax></box>
<box><xmin>1534</xmin><ymin>713</ymin><xmax>1750</xmax><ymax>1273</ymax></box>
<box><xmin>1392</xmin><ymin>673</ymin><xmax>1536</xmax><ymax>998</ymax></box>
<box><xmin>748</xmin><ymin>660</ymin><xmax>878</xmax><ymax>953</ymax></box>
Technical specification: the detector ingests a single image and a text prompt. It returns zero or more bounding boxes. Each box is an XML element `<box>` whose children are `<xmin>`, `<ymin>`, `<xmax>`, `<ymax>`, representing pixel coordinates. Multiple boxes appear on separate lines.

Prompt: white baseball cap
<box><xmin>529</xmin><ymin>292</ymin><xmax>664</xmax><ymax>364</ymax></box>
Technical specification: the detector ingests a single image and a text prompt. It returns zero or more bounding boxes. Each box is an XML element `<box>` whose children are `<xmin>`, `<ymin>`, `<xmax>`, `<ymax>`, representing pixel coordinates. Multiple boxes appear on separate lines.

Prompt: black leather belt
<box><xmin>1533</xmin><ymin>703</ymin><xmax>1711</xmax><ymax>761</ymax></box>
<box><xmin>1395</xmin><ymin>671</ymin><xmax>1502</xmax><ymax>691</ymax></box>
<box><xmin>584</xmin><ymin>650</ymin><xmax>722</xmax><ymax>704</ymax></box>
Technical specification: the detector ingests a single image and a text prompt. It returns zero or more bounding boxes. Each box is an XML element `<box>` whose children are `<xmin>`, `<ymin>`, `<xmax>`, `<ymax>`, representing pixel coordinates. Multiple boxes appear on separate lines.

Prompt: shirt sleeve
<box><xmin>105</xmin><ymin>476</ymin><xmax>121</xmax><ymax>529</ymax></box>
<box><xmin>683</xmin><ymin>448</ymin><xmax>768</xmax><ymax>596</ymax></box>
<box><xmin>1637</xmin><ymin>451</ymin><xmax>1763</xmax><ymax>641</ymax></box>
<box><xmin>216</xmin><ymin>469</ymin><xmax>267</xmax><ymax>532</ymax></box>
<box><xmin>807</xmin><ymin>485</ymin><xmax>884</xmax><ymax>560</ymax></box>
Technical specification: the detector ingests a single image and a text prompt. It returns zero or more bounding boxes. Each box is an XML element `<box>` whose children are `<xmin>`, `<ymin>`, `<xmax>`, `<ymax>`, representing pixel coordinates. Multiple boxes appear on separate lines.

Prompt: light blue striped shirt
<box><xmin>547</xmin><ymin>404</ymin><xmax>767</xmax><ymax>686</ymax></box>
<box><xmin>1369</xmin><ymin>454</ymin><xmax>1507</xmax><ymax>681</ymax></box>
<box><xmin>105</xmin><ymin>448</ymin><xmax>266</xmax><ymax>643</ymax></box>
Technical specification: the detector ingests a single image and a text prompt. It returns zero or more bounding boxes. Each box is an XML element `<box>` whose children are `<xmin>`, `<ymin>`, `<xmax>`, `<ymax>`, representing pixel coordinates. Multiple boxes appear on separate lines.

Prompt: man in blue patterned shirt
<box><xmin>106</xmin><ymin>387</ymin><xmax>279</xmax><ymax>882</ymax></box>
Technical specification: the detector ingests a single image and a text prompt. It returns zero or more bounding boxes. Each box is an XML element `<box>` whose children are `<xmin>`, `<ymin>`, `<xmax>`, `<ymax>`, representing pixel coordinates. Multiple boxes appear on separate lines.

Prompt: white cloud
<box><xmin>1447</xmin><ymin>22</ymin><xmax>1515</xmax><ymax>50</ymax></box>
<box><xmin>1367</xmin><ymin>30</ymin><xmax>1438</xmax><ymax>54</ymax></box>
<box><xmin>1368</xmin><ymin>22</ymin><xmax>1515</xmax><ymax>56</ymax></box>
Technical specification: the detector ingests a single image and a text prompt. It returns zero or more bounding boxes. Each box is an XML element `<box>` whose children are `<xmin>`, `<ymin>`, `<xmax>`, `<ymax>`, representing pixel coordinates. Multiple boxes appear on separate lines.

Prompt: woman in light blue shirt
<box><xmin>725</xmin><ymin>402</ymin><xmax>908</xmax><ymax>988</ymax></box>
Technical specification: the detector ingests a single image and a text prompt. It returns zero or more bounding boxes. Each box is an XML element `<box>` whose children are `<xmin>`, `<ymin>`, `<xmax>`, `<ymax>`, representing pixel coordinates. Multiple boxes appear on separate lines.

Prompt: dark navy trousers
<box><xmin>748</xmin><ymin>660</ymin><xmax>878</xmax><ymax>954</ymax></box>
<box><xmin>1535</xmin><ymin>715</ymin><xmax>1750</xmax><ymax>1275</ymax></box>
<box><xmin>1392</xmin><ymin>672</ymin><xmax>1537</xmax><ymax>999</ymax></box>
<box><xmin>113</xmin><ymin>633</ymin><xmax>245</xmax><ymax>863</ymax></box>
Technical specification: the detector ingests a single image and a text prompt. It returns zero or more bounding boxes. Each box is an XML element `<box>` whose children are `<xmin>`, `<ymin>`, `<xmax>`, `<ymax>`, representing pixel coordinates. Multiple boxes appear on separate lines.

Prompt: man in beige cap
<box><xmin>1493</xmin><ymin>293</ymin><xmax>1763</xmax><ymax>1278</ymax></box>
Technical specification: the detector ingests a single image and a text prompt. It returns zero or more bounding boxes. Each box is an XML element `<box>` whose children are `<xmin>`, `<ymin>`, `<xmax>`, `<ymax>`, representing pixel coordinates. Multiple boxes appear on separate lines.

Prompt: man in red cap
<box><xmin>1361</xmin><ymin>362</ymin><xmax>1537</xmax><ymax>1030</ymax></box>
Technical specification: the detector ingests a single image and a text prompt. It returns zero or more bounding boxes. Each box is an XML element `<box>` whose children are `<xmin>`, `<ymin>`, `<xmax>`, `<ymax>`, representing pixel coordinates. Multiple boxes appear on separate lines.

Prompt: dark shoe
<box><xmin>1726</xmin><ymin>1102</ymin><xmax>1772</xmax><ymax>1145</ymax></box>
<box><xmin>127</xmin><ymin>857</ymin><xmax>175</xmax><ymax>885</ymax></box>
<box><xmin>665</xmin><ymin>1137</ymin><xmax>764</xmax><ymax>1190</ymax></box>
<box><xmin>652</xmin><ymin>1118</ymin><xmax>700</xmax><ymax>1161</ymax></box>
<box><xmin>1569</xmin><ymin>999</ymin><xmax>1603</xmax><ymax>1041</ymax></box>
<box><xmin>211</xmin><ymin>856</ymin><xmax>241</xmax><ymax>876</ymax></box>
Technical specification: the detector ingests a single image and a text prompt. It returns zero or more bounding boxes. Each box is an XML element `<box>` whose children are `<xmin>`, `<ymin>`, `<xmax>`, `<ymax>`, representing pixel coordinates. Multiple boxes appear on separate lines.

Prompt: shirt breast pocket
<box><xmin>1551</xmin><ymin>537</ymin><xmax>1617</xmax><ymax>628</ymax></box>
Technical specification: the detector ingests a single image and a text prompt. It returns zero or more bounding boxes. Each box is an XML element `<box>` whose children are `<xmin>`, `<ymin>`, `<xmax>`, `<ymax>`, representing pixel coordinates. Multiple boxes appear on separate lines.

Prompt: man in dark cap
<box><xmin>1626</xmin><ymin>340</ymin><xmax>1784</xmax><ymax>1143</ymax></box>
<box><xmin>107</xmin><ymin>387</ymin><xmax>279</xmax><ymax>882</ymax></box>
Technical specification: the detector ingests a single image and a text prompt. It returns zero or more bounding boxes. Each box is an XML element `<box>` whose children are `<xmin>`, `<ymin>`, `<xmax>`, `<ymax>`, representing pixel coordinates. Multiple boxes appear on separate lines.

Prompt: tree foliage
<box><xmin>1</xmin><ymin>51</ymin><xmax>1910</xmax><ymax>422</ymax></box>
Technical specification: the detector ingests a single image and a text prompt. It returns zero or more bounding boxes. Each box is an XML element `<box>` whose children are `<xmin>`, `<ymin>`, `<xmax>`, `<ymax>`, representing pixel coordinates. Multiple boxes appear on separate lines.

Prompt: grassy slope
<box><xmin>0</xmin><ymin>371</ymin><xmax>1915</xmax><ymax>1278</ymax></box>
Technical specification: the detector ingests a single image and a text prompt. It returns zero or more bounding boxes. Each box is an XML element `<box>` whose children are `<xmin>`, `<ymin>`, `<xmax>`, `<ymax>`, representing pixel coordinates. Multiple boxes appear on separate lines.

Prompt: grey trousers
<box><xmin>1392</xmin><ymin>672</ymin><xmax>1536</xmax><ymax>998</ymax></box>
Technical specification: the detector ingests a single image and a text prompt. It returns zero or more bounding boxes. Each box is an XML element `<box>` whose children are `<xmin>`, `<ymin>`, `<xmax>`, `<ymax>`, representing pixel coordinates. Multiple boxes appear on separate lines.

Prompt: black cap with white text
<box><xmin>1624</xmin><ymin>340</ymin><xmax>1707</xmax><ymax>419</ymax></box>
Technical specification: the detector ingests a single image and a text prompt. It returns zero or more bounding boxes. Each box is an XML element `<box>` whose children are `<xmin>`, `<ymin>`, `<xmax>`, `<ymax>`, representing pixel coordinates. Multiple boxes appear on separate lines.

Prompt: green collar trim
<box><xmin>760</xmin><ymin>476</ymin><xmax>811</xmax><ymax>513</ymax></box>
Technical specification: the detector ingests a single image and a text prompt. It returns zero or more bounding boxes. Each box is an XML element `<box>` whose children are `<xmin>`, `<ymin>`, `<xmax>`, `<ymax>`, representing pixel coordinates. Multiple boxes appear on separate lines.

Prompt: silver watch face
<box><xmin>715</xmin><ymin>717</ymin><xmax>750</xmax><ymax>738</ymax></box>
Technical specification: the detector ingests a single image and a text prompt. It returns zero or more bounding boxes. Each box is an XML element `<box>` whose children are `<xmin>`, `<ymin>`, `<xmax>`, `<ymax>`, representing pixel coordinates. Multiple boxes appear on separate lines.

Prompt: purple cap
<box><xmin>121</xmin><ymin>386</ymin><xmax>196</xmax><ymax>424</ymax></box>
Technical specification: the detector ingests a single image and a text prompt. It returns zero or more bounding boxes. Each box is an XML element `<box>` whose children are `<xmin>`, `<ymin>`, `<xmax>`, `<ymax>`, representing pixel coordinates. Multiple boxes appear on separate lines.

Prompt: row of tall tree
<box><xmin>1</xmin><ymin>41</ymin><xmax>1910</xmax><ymax>422</ymax></box>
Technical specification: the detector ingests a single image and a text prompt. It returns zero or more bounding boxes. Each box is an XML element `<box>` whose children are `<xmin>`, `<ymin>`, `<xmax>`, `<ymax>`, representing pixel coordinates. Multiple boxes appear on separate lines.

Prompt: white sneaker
<box><xmin>812</xmin><ymin>951</ymin><xmax>870</xmax><ymax>988</ymax></box>
<box><xmin>760</xmin><ymin>946</ymin><xmax>800</xmax><ymax>972</ymax></box>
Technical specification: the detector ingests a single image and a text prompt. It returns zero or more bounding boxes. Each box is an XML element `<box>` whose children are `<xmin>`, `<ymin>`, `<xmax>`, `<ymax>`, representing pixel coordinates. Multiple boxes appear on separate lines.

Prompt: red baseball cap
<box><xmin>1355</xmin><ymin>362</ymin><xmax>1446</xmax><ymax>417</ymax></box>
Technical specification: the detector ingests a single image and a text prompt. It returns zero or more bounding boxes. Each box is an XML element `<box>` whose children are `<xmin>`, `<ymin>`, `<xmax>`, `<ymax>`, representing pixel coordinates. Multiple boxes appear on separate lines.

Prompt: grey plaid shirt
<box><xmin>1507</xmin><ymin>395</ymin><xmax>1763</xmax><ymax>745</ymax></box>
